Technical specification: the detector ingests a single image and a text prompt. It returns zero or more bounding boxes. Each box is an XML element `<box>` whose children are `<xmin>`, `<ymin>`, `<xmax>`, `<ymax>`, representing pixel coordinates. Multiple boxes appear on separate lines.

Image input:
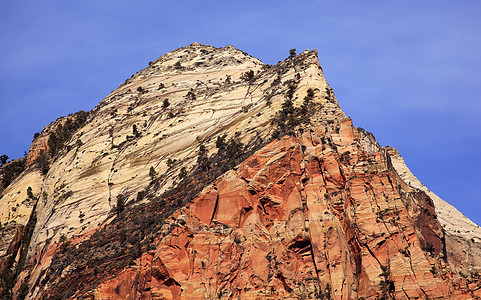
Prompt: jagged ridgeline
<box><xmin>0</xmin><ymin>43</ymin><xmax>480</xmax><ymax>299</ymax></box>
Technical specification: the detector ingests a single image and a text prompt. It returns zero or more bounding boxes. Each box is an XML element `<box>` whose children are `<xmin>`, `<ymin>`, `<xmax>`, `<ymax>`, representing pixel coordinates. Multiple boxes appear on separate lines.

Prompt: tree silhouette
<box><xmin>0</xmin><ymin>154</ymin><xmax>8</xmax><ymax>165</ymax></box>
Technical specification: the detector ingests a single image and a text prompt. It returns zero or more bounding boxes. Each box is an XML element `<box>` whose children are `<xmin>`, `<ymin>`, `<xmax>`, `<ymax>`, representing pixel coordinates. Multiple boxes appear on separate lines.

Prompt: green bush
<box><xmin>116</xmin><ymin>194</ymin><xmax>127</xmax><ymax>215</ymax></box>
<box><xmin>186</xmin><ymin>89</ymin><xmax>196</xmax><ymax>100</ymax></box>
<box><xmin>196</xmin><ymin>144</ymin><xmax>209</xmax><ymax>171</ymax></box>
<box><xmin>289</xmin><ymin>48</ymin><xmax>296</xmax><ymax>58</ymax></box>
<box><xmin>149</xmin><ymin>166</ymin><xmax>157</xmax><ymax>181</ymax></box>
<box><xmin>136</xmin><ymin>86</ymin><xmax>146</xmax><ymax>94</ymax></box>
<box><xmin>162</xmin><ymin>99</ymin><xmax>170</xmax><ymax>109</ymax></box>
<box><xmin>1</xmin><ymin>158</ymin><xmax>26</xmax><ymax>188</ymax></box>
<box><xmin>36</xmin><ymin>150</ymin><xmax>50</xmax><ymax>174</ymax></box>
<box><xmin>27</xmin><ymin>186</ymin><xmax>34</xmax><ymax>199</ymax></box>
<box><xmin>133</xmin><ymin>125</ymin><xmax>141</xmax><ymax>138</ymax></box>
<box><xmin>48</xmin><ymin>111</ymin><xmax>89</xmax><ymax>158</ymax></box>
<box><xmin>0</xmin><ymin>154</ymin><xmax>9</xmax><ymax>165</ymax></box>
<box><xmin>179</xmin><ymin>167</ymin><xmax>187</xmax><ymax>179</ymax></box>
<box><xmin>166</xmin><ymin>159</ymin><xmax>176</xmax><ymax>168</ymax></box>
<box><xmin>240</xmin><ymin>70</ymin><xmax>255</xmax><ymax>82</ymax></box>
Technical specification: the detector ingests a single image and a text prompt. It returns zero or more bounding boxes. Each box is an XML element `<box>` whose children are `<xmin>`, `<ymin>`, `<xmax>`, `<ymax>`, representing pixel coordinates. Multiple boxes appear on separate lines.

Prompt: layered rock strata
<box><xmin>0</xmin><ymin>43</ymin><xmax>479</xmax><ymax>299</ymax></box>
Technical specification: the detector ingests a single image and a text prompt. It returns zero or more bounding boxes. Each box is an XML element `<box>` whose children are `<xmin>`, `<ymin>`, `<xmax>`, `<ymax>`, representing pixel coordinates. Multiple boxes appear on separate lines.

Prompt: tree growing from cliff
<box><xmin>136</xmin><ymin>86</ymin><xmax>146</xmax><ymax>94</ymax></box>
<box><xmin>272</xmin><ymin>86</ymin><xmax>321</xmax><ymax>139</ymax></box>
<box><xmin>300</xmin><ymin>88</ymin><xmax>315</xmax><ymax>118</ymax></box>
<box><xmin>186</xmin><ymin>89</ymin><xmax>196</xmax><ymax>100</ymax></box>
<box><xmin>179</xmin><ymin>167</ymin><xmax>187</xmax><ymax>179</ymax></box>
<box><xmin>1</xmin><ymin>158</ymin><xmax>25</xmax><ymax>189</ymax></box>
<box><xmin>116</xmin><ymin>194</ymin><xmax>126</xmax><ymax>215</ymax></box>
<box><xmin>47</xmin><ymin>111</ymin><xmax>89</xmax><ymax>158</ymax></box>
<box><xmin>36</xmin><ymin>150</ymin><xmax>50</xmax><ymax>174</ymax></box>
<box><xmin>0</xmin><ymin>154</ymin><xmax>8</xmax><ymax>165</ymax></box>
<box><xmin>289</xmin><ymin>48</ymin><xmax>296</xmax><ymax>58</ymax></box>
<box><xmin>149</xmin><ymin>166</ymin><xmax>157</xmax><ymax>181</ymax></box>
<box><xmin>379</xmin><ymin>264</ymin><xmax>395</xmax><ymax>298</ymax></box>
<box><xmin>271</xmin><ymin>84</ymin><xmax>299</xmax><ymax>138</ymax></box>
<box><xmin>215</xmin><ymin>134</ymin><xmax>227</xmax><ymax>151</ymax></box>
<box><xmin>27</xmin><ymin>186</ymin><xmax>34</xmax><ymax>199</ymax></box>
<box><xmin>162</xmin><ymin>99</ymin><xmax>170</xmax><ymax>109</ymax></box>
<box><xmin>133</xmin><ymin>124</ymin><xmax>141</xmax><ymax>138</ymax></box>
<box><xmin>240</xmin><ymin>70</ymin><xmax>255</xmax><ymax>82</ymax></box>
<box><xmin>166</xmin><ymin>158</ymin><xmax>177</xmax><ymax>169</ymax></box>
<box><xmin>196</xmin><ymin>144</ymin><xmax>209</xmax><ymax>172</ymax></box>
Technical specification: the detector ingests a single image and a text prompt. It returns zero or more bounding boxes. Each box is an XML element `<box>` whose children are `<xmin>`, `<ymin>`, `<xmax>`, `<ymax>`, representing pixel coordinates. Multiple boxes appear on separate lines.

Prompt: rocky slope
<box><xmin>0</xmin><ymin>43</ymin><xmax>480</xmax><ymax>299</ymax></box>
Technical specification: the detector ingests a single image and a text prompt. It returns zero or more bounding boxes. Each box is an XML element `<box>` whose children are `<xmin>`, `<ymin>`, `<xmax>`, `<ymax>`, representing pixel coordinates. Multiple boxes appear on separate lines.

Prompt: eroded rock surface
<box><xmin>1</xmin><ymin>43</ymin><xmax>480</xmax><ymax>299</ymax></box>
<box><xmin>85</xmin><ymin>120</ymin><xmax>479</xmax><ymax>299</ymax></box>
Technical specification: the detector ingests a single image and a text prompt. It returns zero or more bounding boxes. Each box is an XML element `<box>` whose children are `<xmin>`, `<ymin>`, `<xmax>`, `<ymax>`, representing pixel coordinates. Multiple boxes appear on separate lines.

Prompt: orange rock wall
<box><xmin>88</xmin><ymin>119</ymin><xmax>479</xmax><ymax>299</ymax></box>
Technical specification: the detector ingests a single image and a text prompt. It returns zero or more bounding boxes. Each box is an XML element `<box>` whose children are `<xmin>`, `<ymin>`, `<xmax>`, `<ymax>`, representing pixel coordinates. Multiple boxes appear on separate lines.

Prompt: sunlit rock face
<box><xmin>1</xmin><ymin>43</ymin><xmax>479</xmax><ymax>299</ymax></box>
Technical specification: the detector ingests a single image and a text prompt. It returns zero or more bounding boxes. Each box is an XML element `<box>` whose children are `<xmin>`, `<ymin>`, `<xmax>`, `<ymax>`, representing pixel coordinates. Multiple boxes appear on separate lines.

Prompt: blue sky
<box><xmin>1</xmin><ymin>1</ymin><xmax>480</xmax><ymax>225</ymax></box>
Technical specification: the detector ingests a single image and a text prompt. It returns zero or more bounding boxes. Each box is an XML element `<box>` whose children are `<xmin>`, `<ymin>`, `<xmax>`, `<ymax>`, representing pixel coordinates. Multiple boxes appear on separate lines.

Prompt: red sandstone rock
<box><xmin>86</xmin><ymin>123</ymin><xmax>478</xmax><ymax>299</ymax></box>
<box><xmin>3</xmin><ymin>44</ymin><xmax>480</xmax><ymax>300</ymax></box>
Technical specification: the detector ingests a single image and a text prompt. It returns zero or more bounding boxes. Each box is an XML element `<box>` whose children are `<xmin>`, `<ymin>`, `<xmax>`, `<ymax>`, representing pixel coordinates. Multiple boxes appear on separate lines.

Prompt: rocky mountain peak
<box><xmin>145</xmin><ymin>43</ymin><xmax>263</xmax><ymax>75</ymax></box>
<box><xmin>0</xmin><ymin>44</ymin><xmax>480</xmax><ymax>299</ymax></box>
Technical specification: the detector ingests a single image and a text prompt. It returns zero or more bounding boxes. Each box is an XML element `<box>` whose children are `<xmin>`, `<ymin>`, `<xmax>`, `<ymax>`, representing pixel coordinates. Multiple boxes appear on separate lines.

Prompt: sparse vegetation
<box><xmin>1</xmin><ymin>157</ymin><xmax>26</xmax><ymax>189</ymax></box>
<box><xmin>116</xmin><ymin>193</ymin><xmax>127</xmax><ymax>215</ymax></box>
<box><xmin>36</xmin><ymin>150</ymin><xmax>50</xmax><ymax>174</ymax></box>
<box><xmin>179</xmin><ymin>167</ymin><xmax>187</xmax><ymax>179</ymax></box>
<box><xmin>240</xmin><ymin>70</ymin><xmax>255</xmax><ymax>82</ymax></box>
<box><xmin>40</xmin><ymin>129</ymin><xmax>268</xmax><ymax>298</ymax></box>
<box><xmin>48</xmin><ymin>110</ymin><xmax>89</xmax><ymax>158</ymax></box>
<box><xmin>422</xmin><ymin>242</ymin><xmax>435</xmax><ymax>257</ymax></box>
<box><xmin>136</xmin><ymin>86</ymin><xmax>147</xmax><ymax>94</ymax></box>
<box><xmin>27</xmin><ymin>186</ymin><xmax>34</xmax><ymax>199</ymax></box>
<box><xmin>379</xmin><ymin>264</ymin><xmax>395</xmax><ymax>299</ymax></box>
<box><xmin>132</xmin><ymin>124</ymin><xmax>141</xmax><ymax>138</ymax></box>
<box><xmin>162</xmin><ymin>99</ymin><xmax>170</xmax><ymax>109</ymax></box>
<box><xmin>136</xmin><ymin>190</ymin><xmax>146</xmax><ymax>202</ymax></box>
<box><xmin>399</xmin><ymin>246</ymin><xmax>410</xmax><ymax>257</ymax></box>
<box><xmin>166</xmin><ymin>158</ymin><xmax>176</xmax><ymax>168</ymax></box>
<box><xmin>149</xmin><ymin>166</ymin><xmax>157</xmax><ymax>181</ymax></box>
<box><xmin>289</xmin><ymin>48</ymin><xmax>296</xmax><ymax>58</ymax></box>
<box><xmin>339</xmin><ymin>151</ymin><xmax>351</xmax><ymax>163</ymax></box>
<box><xmin>186</xmin><ymin>89</ymin><xmax>196</xmax><ymax>100</ymax></box>
<box><xmin>0</xmin><ymin>267</ymin><xmax>14</xmax><ymax>299</ymax></box>
<box><xmin>196</xmin><ymin>144</ymin><xmax>209</xmax><ymax>172</ymax></box>
<box><xmin>271</xmin><ymin>84</ymin><xmax>298</xmax><ymax>138</ymax></box>
<box><xmin>0</xmin><ymin>154</ymin><xmax>9</xmax><ymax>165</ymax></box>
<box><xmin>318</xmin><ymin>283</ymin><xmax>331</xmax><ymax>300</ymax></box>
<box><xmin>299</xmin><ymin>88</ymin><xmax>315</xmax><ymax>117</ymax></box>
<box><xmin>271</xmin><ymin>86</ymin><xmax>320</xmax><ymax>139</ymax></box>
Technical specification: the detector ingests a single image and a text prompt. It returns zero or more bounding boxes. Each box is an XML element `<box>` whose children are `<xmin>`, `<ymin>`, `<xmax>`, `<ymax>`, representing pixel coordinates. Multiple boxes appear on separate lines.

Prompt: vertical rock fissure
<box><xmin>209</xmin><ymin>188</ymin><xmax>219</xmax><ymax>225</ymax></box>
<box><xmin>13</xmin><ymin>198</ymin><xmax>38</xmax><ymax>295</ymax></box>
<box><xmin>299</xmin><ymin>145</ymin><xmax>322</xmax><ymax>286</ymax></box>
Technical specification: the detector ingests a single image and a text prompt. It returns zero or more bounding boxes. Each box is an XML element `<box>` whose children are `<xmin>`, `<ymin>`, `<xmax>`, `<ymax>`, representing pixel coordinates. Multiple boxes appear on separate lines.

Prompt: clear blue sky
<box><xmin>1</xmin><ymin>1</ymin><xmax>480</xmax><ymax>225</ymax></box>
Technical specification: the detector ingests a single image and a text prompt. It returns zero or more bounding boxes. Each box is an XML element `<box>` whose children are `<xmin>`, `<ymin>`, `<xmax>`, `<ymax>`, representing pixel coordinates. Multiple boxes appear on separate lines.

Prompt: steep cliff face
<box><xmin>1</xmin><ymin>43</ymin><xmax>480</xmax><ymax>299</ymax></box>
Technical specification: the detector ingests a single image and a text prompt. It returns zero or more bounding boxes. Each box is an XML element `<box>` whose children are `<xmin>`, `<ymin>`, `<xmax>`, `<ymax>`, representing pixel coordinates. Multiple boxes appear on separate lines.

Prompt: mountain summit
<box><xmin>1</xmin><ymin>44</ymin><xmax>480</xmax><ymax>299</ymax></box>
